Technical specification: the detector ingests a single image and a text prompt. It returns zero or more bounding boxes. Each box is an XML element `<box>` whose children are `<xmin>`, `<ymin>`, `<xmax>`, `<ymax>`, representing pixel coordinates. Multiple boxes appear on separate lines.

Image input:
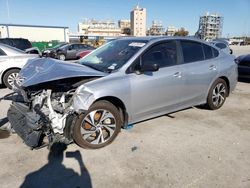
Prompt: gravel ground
<box><xmin>231</xmin><ymin>45</ymin><xmax>250</xmax><ymax>57</ymax></box>
<box><xmin>0</xmin><ymin>81</ymin><xmax>250</xmax><ymax>188</ymax></box>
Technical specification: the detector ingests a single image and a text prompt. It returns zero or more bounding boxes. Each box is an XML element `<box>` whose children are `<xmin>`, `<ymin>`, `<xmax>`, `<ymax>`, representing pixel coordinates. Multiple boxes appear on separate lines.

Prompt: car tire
<box><xmin>3</xmin><ymin>69</ymin><xmax>20</xmax><ymax>89</ymax></box>
<box><xmin>206</xmin><ymin>78</ymin><xmax>228</xmax><ymax>110</ymax></box>
<box><xmin>73</xmin><ymin>100</ymin><xmax>122</xmax><ymax>149</ymax></box>
<box><xmin>58</xmin><ymin>54</ymin><xmax>66</xmax><ymax>61</ymax></box>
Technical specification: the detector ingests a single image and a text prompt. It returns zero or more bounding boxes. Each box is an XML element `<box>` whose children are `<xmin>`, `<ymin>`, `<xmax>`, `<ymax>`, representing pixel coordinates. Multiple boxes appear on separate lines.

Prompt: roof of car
<box><xmin>116</xmin><ymin>36</ymin><xmax>205</xmax><ymax>43</ymax></box>
<box><xmin>0</xmin><ymin>43</ymin><xmax>25</xmax><ymax>53</ymax></box>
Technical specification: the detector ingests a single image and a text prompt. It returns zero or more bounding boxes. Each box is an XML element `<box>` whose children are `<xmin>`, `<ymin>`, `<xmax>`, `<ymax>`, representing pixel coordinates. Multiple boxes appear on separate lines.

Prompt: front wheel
<box><xmin>206</xmin><ymin>78</ymin><xmax>228</xmax><ymax>110</ymax></box>
<box><xmin>73</xmin><ymin>100</ymin><xmax>122</xmax><ymax>149</ymax></box>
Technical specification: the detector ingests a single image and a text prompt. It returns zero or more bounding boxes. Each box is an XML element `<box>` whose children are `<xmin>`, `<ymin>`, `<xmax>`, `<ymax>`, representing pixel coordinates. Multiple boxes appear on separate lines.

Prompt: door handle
<box><xmin>209</xmin><ymin>65</ymin><xmax>217</xmax><ymax>70</ymax></box>
<box><xmin>173</xmin><ymin>72</ymin><xmax>182</xmax><ymax>78</ymax></box>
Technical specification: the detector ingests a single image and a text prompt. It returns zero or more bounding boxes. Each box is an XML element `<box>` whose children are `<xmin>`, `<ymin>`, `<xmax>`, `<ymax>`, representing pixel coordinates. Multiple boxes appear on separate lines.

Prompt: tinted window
<box><xmin>203</xmin><ymin>44</ymin><xmax>213</xmax><ymax>59</ymax></box>
<box><xmin>215</xmin><ymin>43</ymin><xmax>227</xmax><ymax>49</ymax></box>
<box><xmin>181</xmin><ymin>41</ymin><xmax>204</xmax><ymax>63</ymax></box>
<box><xmin>212</xmin><ymin>48</ymin><xmax>219</xmax><ymax>57</ymax></box>
<box><xmin>0</xmin><ymin>48</ymin><xmax>6</xmax><ymax>56</ymax></box>
<box><xmin>239</xmin><ymin>61</ymin><xmax>250</xmax><ymax>67</ymax></box>
<box><xmin>142</xmin><ymin>41</ymin><xmax>177</xmax><ymax>68</ymax></box>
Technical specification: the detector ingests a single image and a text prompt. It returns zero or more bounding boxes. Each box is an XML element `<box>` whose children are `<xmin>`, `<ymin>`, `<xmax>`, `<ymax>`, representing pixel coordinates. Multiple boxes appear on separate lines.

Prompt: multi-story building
<box><xmin>118</xmin><ymin>19</ymin><xmax>131</xmax><ymax>35</ymax></box>
<box><xmin>166</xmin><ymin>26</ymin><xmax>178</xmax><ymax>36</ymax></box>
<box><xmin>147</xmin><ymin>20</ymin><xmax>165</xmax><ymax>36</ymax></box>
<box><xmin>78</xmin><ymin>19</ymin><xmax>121</xmax><ymax>37</ymax></box>
<box><xmin>196</xmin><ymin>12</ymin><xmax>223</xmax><ymax>40</ymax></box>
<box><xmin>130</xmin><ymin>5</ymin><xmax>146</xmax><ymax>36</ymax></box>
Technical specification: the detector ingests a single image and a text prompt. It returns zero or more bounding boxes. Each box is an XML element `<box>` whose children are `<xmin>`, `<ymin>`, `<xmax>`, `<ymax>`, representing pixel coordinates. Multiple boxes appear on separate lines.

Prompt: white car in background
<box><xmin>210</xmin><ymin>40</ymin><xmax>233</xmax><ymax>54</ymax></box>
<box><xmin>0</xmin><ymin>43</ymin><xmax>39</xmax><ymax>89</ymax></box>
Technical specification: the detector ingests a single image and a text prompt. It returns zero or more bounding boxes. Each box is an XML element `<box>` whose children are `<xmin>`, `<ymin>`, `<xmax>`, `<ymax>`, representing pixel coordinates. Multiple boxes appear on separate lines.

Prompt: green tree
<box><xmin>174</xmin><ymin>27</ymin><xmax>189</xmax><ymax>36</ymax></box>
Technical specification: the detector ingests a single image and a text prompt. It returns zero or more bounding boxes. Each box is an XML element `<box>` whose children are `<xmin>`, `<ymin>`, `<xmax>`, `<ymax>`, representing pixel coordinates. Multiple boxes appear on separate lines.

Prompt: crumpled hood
<box><xmin>19</xmin><ymin>58</ymin><xmax>107</xmax><ymax>87</ymax></box>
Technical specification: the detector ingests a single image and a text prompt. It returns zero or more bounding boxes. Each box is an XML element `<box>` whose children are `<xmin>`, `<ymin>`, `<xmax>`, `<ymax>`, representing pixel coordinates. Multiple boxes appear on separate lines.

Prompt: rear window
<box><xmin>0</xmin><ymin>48</ymin><xmax>6</xmax><ymax>56</ymax></box>
<box><xmin>203</xmin><ymin>44</ymin><xmax>213</xmax><ymax>59</ymax></box>
<box><xmin>212</xmin><ymin>48</ymin><xmax>219</xmax><ymax>57</ymax></box>
<box><xmin>180</xmin><ymin>41</ymin><xmax>204</xmax><ymax>63</ymax></box>
<box><xmin>215</xmin><ymin>43</ymin><xmax>227</xmax><ymax>49</ymax></box>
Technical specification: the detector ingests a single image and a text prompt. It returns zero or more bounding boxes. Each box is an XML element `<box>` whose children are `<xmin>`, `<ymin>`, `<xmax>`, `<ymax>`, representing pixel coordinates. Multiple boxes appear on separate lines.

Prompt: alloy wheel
<box><xmin>7</xmin><ymin>72</ymin><xmax>19</xmax><ymax>87</ymax></box>
<box><xmin>212</xmin><ymin>83</ymin><xmax>226</xmax><ymax>107</ymax></box>
<box><xmin>80</xmin><ymin>109</ymin><xmax>116</xmax><ymax>145</ymax></box>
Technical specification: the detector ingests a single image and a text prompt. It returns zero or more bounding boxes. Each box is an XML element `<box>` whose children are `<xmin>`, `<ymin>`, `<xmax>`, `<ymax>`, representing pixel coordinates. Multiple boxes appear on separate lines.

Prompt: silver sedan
<box><xmin>8</xmin><ymin>37</ymin><xmax>238</xmax><ymax>149</ymax></box>
<box><xmin>0</xmin><ymin>44</ymin><xmax>38</xmax><ymax>88</ymax></box>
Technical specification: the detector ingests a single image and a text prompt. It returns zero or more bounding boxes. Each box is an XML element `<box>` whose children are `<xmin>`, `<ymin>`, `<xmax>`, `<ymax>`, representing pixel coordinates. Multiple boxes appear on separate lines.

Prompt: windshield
<box><xmin>78</xmin><ymin>39</ymin><xmax>148</xmax><ymax>73</ymax></box>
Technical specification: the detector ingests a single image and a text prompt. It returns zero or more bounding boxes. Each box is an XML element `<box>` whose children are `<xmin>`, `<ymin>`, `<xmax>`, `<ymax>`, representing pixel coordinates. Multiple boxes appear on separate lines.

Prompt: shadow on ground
<box><xmin>20</xmin><ymin>143</ymin><xmax>92</xmax><ymax>188</ymax></box>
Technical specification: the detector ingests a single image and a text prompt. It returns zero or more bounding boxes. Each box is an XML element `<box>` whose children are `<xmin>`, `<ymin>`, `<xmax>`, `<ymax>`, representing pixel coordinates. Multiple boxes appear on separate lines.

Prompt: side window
<box><xmin>239</xmin><ymin>61</ymin><xmax>250</xmax><ymax>67</ymax></box>
<box><xmin>69</xmin><ymin>44</ymin><xmax>78</xmax><ymax>50</ymax></box>
<box><xmin>0</xmin><ymin>48</ymin><xmax>6</xmax><ymax>56</ymax></box>
<box><xmin>215</xmin><ymin>43</ymin><xmax>227</xmax><ymax>49</ymax></box>
<box><xmin>212</xmin><ymin>47</ymin><xmax>219</xmax><ymax>57</ymax></box>
<box><xmin>142</xmin><ymin>41</ymin><xmax>177</xmax><ymax>68</ymax></box>
<box><xmin>180</xmin><ymin>41</ymin><xmax>204</xmax><ymax>63</ymax></box>
<box><xmin>203</xmin><ymin>44</ymin><xmax>213</xmax><ymax>59</ymax></box>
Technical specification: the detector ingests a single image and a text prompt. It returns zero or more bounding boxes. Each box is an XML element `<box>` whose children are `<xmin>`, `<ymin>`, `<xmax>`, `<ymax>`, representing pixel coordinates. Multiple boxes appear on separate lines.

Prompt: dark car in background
<box><xmin>236</xmin><ymin>54</ymin><xmax>250</xmax><ymax>80</ymax></box>
<box><xmin>0</xmin><ymin>38</ymin><xmax>40</xmax><ymax>55</ymax></box>
<box><xmin>41</xmin><ymin>42</ymin><xmax>68</xmax><ymax>57</ymax></box>
<box><xmin>0</xmin><ymin>38</ymin><xmax>32</xmax><ymax>50</ymax></box>
<box><xmin>50</xmin><ymin>43</ymin><xmax>95</xmax><ymax>60</ymax></box>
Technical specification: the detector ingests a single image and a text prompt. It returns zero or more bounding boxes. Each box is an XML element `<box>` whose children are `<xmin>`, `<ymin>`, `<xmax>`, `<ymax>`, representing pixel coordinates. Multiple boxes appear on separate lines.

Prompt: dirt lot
<box><xmin>0</xmin><ymin>81</ymin><xmax>249</xmax><ymax>188</ymax></box>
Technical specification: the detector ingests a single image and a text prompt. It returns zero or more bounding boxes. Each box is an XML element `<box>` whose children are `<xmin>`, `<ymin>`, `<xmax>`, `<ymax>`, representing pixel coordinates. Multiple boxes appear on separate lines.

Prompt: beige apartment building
<box><xmin>78</xmin><ymin>19</ymin><xmax>121</xmax><ymax>37</ymax></box>
<box><xmin>130</xmin><ymin>5</ymin><xmax>146</xmax><ymax>36</ymax></box>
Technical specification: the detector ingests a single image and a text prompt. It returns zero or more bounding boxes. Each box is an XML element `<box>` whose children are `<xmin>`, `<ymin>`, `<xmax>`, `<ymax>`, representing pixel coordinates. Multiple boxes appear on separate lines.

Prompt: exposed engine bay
<box><xmin>7</xmin><ymin>76</ymin><xmax>98</xmax><ymax>149</ymax></box>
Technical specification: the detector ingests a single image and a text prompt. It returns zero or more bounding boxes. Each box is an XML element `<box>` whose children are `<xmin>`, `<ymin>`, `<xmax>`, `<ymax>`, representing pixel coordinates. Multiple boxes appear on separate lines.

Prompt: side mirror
<box><xmin>141</xmin><ymin>63</ymin><xmax>159</xmax><ymax>73</ymax></box>
<box><xmin>68</xmin><ymin>46</ymin><xmax>73</xmax><ymax>51</ymax></box>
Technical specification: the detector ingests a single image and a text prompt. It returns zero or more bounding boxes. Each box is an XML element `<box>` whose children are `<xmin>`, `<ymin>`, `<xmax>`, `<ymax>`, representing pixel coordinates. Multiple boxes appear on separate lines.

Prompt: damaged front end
<box><xmin>6</xmin><ymin>58</ymin><xmax>106</xmax><ymax>149</ymax></box>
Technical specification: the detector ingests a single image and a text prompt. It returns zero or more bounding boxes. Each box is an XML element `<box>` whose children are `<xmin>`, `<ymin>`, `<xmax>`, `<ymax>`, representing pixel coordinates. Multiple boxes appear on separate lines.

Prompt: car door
<box><xmin>178</xmin><ymin>40</ymin><xmax>219</xmax><ymax>105</ymax></box>
<box><xmin>67</xmin><ymin>44</ymin><xmax>78</xmax><ymax>59</ymax></box>
<box><xmin>128</xmin><ymin>41</ymin><xmax>185</xmax><ymax>122</ymax></box>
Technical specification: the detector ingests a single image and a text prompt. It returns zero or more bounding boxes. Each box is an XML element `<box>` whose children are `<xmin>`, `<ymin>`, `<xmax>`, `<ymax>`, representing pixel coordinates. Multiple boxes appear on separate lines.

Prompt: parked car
<box><xmin>0</xmin><ymin>43</ymin><xmax>39</xmax><ymax>88</ymax></box>
<box><xmin>76</xmin><ymin>50</ymin><xmax>93</xmax><ymax>59</ymax></box>
<box><xmin>0</xmin><ymin>38</ymin><xmax>40</xmax><ymax>55</ymax></box>
<box><xmin>236</xmin><ymin>54</ymin><xmax>250</xmax><ymax>79</ymax></box>
<box><xmin>49</xmin><ymin>43</ymin><xmax>95</xmax><ymax>60</ymax></box>
<box><xmin>41</xmin><ymin>42</ymin><xmax>68</xmax><ymax>57</ymax></box>
<box><xmin>7</xmin><ymin>37</ymin><xmax>237</xmax><ymax>149</ymax></box>
<box><xmin>210</xmin><ymin>41</ymin><xmax>233</xmax><ymax>54</ymax></box>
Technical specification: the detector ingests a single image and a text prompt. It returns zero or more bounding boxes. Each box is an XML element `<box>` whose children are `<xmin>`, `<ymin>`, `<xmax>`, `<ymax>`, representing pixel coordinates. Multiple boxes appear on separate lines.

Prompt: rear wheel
<box><xmin>206</xmin><ymin>78</ymin><xmax>228</xmax><ymax>110</ymax></box>
<box><xmin>3</xmin><ymin>69</ymin><xmax>20</xmax><ymax>89</ymax></box>
<box><xmin>73</xmin><ymin>100</ymin><xmax>122</xmax><ymax>149</ymax></box>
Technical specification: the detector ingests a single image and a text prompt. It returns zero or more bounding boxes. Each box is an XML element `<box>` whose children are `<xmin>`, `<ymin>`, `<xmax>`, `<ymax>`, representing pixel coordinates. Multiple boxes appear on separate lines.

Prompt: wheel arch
<box><xmin>1</xmin><ymin>67</ymin><xmax>21</xmax><ymax>83</ymax></box>
<box><xmin>219</xmin><ymin>76</ymin><xmax>230</xmax><ymax>96</ymax></box>
<box><xmin>94</xmin><ymin>96</ymin><xmax>128</xmax><ymax>128</ymax></box>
